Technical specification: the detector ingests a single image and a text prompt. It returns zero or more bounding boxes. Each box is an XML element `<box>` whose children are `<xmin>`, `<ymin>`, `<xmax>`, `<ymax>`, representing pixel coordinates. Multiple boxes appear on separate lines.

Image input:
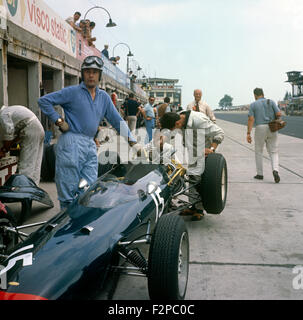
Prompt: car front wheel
<box><xmin>199</xmin><ymin>153</ymin><xmax>228</xmax><ymax>214</ymax></box>
<box><xmin>148</xmin><ymin>214</ymin><xmax>189</xmax><ymax>300</ymax></box>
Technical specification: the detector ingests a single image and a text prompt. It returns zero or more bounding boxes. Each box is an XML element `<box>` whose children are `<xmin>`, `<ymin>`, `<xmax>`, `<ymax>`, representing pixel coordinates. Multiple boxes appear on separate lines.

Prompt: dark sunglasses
<box><xmin>83</xmin><ymin>56</ymin><xmax>104</xmax><ymax>68</ymax></box>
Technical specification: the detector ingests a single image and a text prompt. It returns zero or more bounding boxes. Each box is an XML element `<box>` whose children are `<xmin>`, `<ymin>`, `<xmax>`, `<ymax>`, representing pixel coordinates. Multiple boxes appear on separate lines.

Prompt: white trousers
<box><xmin>18</xmin><ymin>118</ymin><xmax>45</xmax><ymax>185</ymax></box>
<box><xmin>127</xmin><ymin>116</ymin><xmax>137</xmax><ymax>133</ymax></box>
<box><xmin>254</xmin><ymin>124</ymin><xmax>279</xmax><ymax>175</ymax></box>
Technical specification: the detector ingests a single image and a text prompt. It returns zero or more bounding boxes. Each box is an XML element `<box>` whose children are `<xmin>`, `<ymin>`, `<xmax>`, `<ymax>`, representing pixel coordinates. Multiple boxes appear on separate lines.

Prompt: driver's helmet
<box><xmin>81</xmin><ymin>56</ymin><xmax>104</xmax><ymax>80</ymax></box>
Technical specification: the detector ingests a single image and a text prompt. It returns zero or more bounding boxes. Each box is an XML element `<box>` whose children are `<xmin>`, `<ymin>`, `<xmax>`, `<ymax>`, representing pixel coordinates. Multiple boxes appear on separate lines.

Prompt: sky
<box><xmin>45</xmin><ymin>0</ymin><xmax>303</xmax><ymax>109</ymax></box>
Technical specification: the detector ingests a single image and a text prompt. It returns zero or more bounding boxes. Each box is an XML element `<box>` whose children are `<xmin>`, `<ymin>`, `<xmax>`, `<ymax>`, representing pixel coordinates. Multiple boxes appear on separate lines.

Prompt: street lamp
<box><xmin>112</xmin><ymin>43</ymin><xmax>134</xmax><ymax>73</ymax></box>
<box><xmin>83</xmin><ymin>6</ymin><xmax>117</xmax><ymax>28</ymax></box>
<box><xmin>130</xmin><ymin>59</ymin><xmax>142</xmax><ymax>78</ymax></box>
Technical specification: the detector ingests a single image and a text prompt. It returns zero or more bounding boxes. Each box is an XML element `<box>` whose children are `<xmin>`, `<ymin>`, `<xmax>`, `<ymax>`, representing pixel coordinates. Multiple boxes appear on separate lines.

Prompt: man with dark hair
<box><xmin>247</xmin><ymin>87</ymin><xmax>281</xmax><ymax>183</ymax></box>
<box><xmin>160</xmin><ymin>111</ymin><xmax>224</xmax><ymax>220</ymax></box>
<box><xmin>110</xmin><ymin>56</ymin><xmax>120</xmax><ymax>65</ymax></box>
<box><xmin>124</xmin><ymin>93</ymin><xmax>141</xmax><ymax>132</ymax></box>
<box><xmin>66</xmin><ymin>12</ymin><xmax>82</xmax><ymax>32</ymax></box>
<box><xmin>158</xmin><ymin>97</ymin><xmax>171</xmax><ymax>119</ymax></box>
<box><xmin>38</xmin><ymin>56</ymin><xmax>136</xmax><ymax>209</ymax></box>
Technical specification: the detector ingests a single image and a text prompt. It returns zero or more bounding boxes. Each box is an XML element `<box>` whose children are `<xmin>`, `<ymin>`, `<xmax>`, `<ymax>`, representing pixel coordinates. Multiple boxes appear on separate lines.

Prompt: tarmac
<box><xmin>8</xmin><ymin>117</ymin><xmax>303</xmax><ymax>300</ymax></box>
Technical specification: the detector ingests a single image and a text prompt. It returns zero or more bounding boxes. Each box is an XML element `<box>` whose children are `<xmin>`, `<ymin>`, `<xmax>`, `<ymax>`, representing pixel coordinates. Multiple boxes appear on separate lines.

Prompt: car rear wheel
<box><xmin>148</xmin><ymin>214</ymin><xmax>189</xmax><ymax>300</ymax></box>
<box><xmin>200</xmin><ymin>153</ymin><xmax>228</xmax><ymax>214</ymax></box>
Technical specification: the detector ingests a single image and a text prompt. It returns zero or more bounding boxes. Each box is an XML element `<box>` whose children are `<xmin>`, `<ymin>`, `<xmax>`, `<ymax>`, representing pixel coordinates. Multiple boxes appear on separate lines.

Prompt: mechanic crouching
<box><xmin>0</xmin><ymin>105</ymin><xmax>45</xmax><ymax>185</ymax></box>
<box><xmin>160</xmin><ymin>111</ymin><xmax>224</xmax><ymax>221</ymax></box>
<box><xmin>38</xmin><ymin>55</ymin><xmax>136</xmax><ymax>210</ymax></box>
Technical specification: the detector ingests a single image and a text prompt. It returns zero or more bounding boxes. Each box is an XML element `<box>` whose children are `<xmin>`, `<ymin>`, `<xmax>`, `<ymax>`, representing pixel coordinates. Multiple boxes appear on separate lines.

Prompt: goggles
<box><xmin>82</xmin><ymin>56</ymin><xmax>104</xmax><ymax>69</ymax></box>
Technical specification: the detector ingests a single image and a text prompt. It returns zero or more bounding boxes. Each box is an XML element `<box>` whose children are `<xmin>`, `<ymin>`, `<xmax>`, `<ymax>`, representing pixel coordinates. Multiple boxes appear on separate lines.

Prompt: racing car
<box><xmin>0</xmin><ymin>147</ymin><xmax>227</xmax><ymax>300</ymax></box>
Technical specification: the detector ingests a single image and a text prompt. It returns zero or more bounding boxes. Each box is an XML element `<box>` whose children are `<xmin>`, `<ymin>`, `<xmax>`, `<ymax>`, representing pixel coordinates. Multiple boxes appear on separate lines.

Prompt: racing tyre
<box><xmin>200</xmin><ymin>153</ymin><xmax>227</xmax><ymax>214</ymax></box>
<box><xmin>0</xmin><ymin>206</ymin><xmax>18</xmax><ymax>261</ymax></box>
<box><xmin>148</xmin><ymin>214</ymin><xmax>189</xmax><ymax>300</ymax></box>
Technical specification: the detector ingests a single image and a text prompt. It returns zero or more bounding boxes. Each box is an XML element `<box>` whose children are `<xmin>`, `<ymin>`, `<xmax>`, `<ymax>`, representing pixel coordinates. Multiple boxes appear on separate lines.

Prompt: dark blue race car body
<box><xmin>0</xmin><ymin>163</ymin><xmax>175</xmax><ymax>300</ymax></box>
<box><xmin>0</xmin><ymin>151</ymin><xmax>227</xmax><ymax>300</ymax></box>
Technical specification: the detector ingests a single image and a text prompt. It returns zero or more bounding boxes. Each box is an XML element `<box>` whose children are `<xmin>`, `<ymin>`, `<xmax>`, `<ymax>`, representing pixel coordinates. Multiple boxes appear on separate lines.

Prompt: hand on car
<box><xmin>205</xmin><ymin>148</ymin><xmax>214</xmax><ymax>157</ymax></box>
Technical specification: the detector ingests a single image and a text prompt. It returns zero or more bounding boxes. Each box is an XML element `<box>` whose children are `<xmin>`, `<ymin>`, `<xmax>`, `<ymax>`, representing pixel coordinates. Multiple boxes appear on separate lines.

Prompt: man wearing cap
<box><xmin>38</xmin><ymin>56</ymin><xmax>136</xmax><ymax>209</ymax></box>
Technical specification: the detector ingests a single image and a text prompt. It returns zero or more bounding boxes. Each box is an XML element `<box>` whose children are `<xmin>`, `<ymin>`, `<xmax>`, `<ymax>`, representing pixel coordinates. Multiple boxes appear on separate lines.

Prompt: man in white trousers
<box><xmin>247</xmin><ymin>88</ymin><xmax>281</xmax><ymax>183</ymax></box>
<box><xmin>0</xmin><ymin>105</ymin><xmax>45</xmax><ymax>185</ymax></box>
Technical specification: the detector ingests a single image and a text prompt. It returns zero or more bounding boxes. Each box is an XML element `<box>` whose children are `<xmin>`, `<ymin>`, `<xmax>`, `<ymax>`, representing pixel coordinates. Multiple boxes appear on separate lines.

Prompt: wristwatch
<box><xmin>210</xmin><ymin>147</ymin><xmax>215</xmax><ymax>152</ymax></box>
<box><xmin>55</xmin><ymin>118</ymin><xmax>63</xmax><ymax>126</ymax></box>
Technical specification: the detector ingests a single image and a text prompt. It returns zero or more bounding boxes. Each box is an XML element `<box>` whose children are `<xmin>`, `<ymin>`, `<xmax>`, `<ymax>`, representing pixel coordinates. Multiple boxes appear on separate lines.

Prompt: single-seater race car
<box><xmin>0</xmin><ymin>145</ymin><xmax>227</xmax><ymax>300</ymax></box>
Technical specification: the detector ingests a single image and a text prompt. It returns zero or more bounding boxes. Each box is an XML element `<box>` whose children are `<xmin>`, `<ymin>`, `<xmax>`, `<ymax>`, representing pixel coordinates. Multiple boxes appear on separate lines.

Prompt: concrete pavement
<box><xmin>110</xmin><ymin>119</ymin><xmax>303</xmax><ymax>300</ymax></box>
<box><xmin>6</xmin><ymin>117</ymin><xmax>303</xmax><ymax>300</ymax></box>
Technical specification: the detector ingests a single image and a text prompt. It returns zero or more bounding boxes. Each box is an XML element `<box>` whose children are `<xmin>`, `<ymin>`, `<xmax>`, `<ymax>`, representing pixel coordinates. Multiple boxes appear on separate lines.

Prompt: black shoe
<box><xmin>273</xmin><ymin>171</ymin><xmax>280</xmax><ymax>183</ymax></box>
<box><xmin>254</xmin><ymin>175</ymin><xmax>264</xmax><ymax>180</ymax></box>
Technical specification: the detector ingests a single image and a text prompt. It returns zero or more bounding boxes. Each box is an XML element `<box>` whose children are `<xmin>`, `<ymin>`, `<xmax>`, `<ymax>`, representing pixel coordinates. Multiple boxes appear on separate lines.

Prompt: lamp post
<box><xmin>83</xmin><ymin>6</ymin><xmax>117</xmax><ymax>27</ymax></box>
<box><xmin>112</xmin><ymin>43</ymin><xmax>134</xmax><ymax>73</ymax></box>
<box><xmin>130</xmin><ymin>59</ymin><xmax>142</xmax><ymax>78</ymax></box>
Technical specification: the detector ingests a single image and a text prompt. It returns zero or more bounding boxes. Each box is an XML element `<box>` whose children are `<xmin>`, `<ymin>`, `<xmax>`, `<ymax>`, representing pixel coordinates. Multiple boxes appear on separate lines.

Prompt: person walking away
<box><xmin>38</xmin><ymin>56</ymin><xmax>136</xmax><ymax>209</ymax></box>
<box><xmin>0</xmin><ymin>105</ymin><xmax>45</xmax><ymax>185</ymax></box>
<box><xmin>187</xmin><ymin>89</ymin><xmax>216</xmax><ymax>123</ymax></box>
<box><xmin>160</xmin><ymin>111</ymin><xmax>224</xmax><ymax>220</ymax></box>
<box><xmin>247</xmin><ymin>88</ymin><xmax>281</xmax><ymax>183</ymax></box>
<box><xmin>124</xmin><ymin>93</ymin><xmax>141</xmax><ymax>133</ymax></box>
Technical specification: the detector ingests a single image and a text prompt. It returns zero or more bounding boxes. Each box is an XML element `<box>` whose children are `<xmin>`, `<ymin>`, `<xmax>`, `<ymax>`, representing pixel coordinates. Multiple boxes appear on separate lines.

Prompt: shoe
<box><xmin>179</xmin><ymin>207</ymin><xmax>204</xmax><ymax>221</ymax></box>
<box><xmin>180</xmin><ymin>208</ymin><xmax>196</xmax><ymax>216</ymax></box>
<box><xmin>254</xmin><ymin>175</ymin><xmax>264</xmax><ymax>180</ymax></box>
<box><xmin>191</xmin><ymin>211</ymin><xmax>204</xmax><ymax>221</ymax></box>
<box><xmin>273</xmin><ymin>171</ymin><xmax>280</xmax><ymax>183</ymax></box>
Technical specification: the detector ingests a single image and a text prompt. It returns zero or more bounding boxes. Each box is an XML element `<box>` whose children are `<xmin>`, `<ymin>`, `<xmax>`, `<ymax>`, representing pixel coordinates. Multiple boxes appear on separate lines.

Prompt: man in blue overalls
<box><xmin>38</xmin><ymin>56</ymin><xmax>136</xmax><ymax>209</ymax></box>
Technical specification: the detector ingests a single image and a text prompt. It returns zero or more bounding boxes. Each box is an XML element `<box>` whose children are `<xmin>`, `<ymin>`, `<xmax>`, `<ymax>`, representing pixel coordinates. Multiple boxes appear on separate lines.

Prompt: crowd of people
<box><xmin>0</xmin><ymin>52</ymin><xmax>283</xmax><ymax>222</ymax></box>
<box><xmin>65</xmin><ymin>12</ymin><xmax>131</xmax><ymax>70</ymax></box>
<box><xmin>66</xmin><ymin>11</ymin><xmax>97</xmax><ymax>47</ymax></box>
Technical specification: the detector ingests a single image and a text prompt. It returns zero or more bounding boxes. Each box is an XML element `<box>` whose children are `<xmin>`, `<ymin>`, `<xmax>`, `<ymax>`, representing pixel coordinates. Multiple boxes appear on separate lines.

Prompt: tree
<box><xmin>219</xmin><ymin>94</ymin><xmax>233</xmax><ymax>110</ymax></box>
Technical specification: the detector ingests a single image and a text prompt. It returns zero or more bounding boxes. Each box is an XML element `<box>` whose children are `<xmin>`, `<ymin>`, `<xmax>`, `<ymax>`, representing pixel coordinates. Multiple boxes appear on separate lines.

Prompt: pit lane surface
<box><xmin>214</xmin><ymin>112</ymin><xmax>303</xmax><ymax>139</ymax></box>
<box><xmin>96</xmin><ymin>117</ymin><xmax>303</xmax><ymax>300</ymax></box>
<box><xmin>4</xmin><ymin>118</ymin><xmax>303</xmax><ymax>300</ymax></box>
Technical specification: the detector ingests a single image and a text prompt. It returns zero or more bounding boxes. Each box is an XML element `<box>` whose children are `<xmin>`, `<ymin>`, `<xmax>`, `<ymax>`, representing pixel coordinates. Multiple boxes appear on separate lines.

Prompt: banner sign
<box><xmin>1</xmin><ymin>0</ymin><xmax>143</xmax><ymax>94</ymax></box>
<box><xmin>1</xmin><ymin>0</ymin><xmax>77</xmax><ymax>57</ymax></box>
<box><xmin>76</xmin><ymin>32</ymin><xmax>101</xmax><ymax>61</ymax></box>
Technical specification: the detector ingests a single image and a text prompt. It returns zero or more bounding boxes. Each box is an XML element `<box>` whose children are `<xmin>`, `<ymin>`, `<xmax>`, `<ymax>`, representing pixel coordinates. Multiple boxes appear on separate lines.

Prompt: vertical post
<box><xmin>52</xmin><ymin>67</ymin><xmax>65</xmax><ymax>138</ymax></box>
<box><xmin>0</xmin><ymin>39</ymin><xmax>8</xmax><ymax>106</ymax></box>
<box><xmin>28</xmin><ymin>60</ymin><xmax>41</xmax><ymax>118</ymax></box>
